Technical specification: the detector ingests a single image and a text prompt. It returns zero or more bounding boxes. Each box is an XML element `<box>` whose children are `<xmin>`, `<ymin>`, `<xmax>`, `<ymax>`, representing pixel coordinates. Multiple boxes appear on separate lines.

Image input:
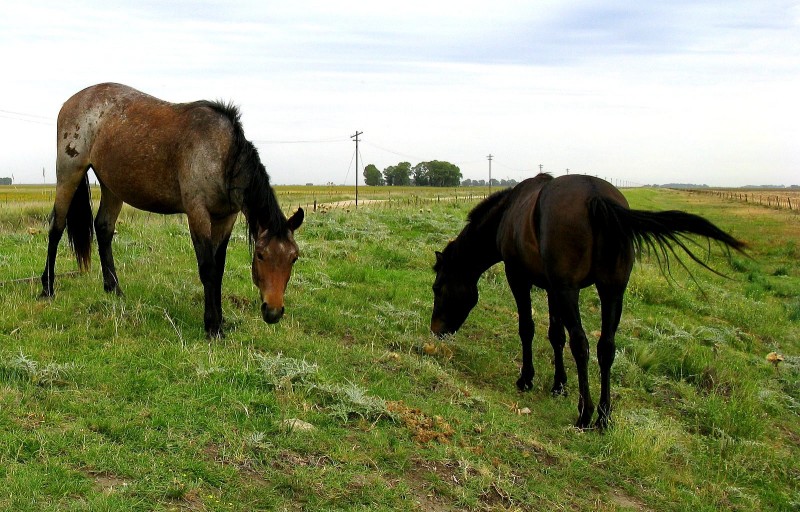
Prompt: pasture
<box><xmin>0</xmin><ymin>184</ymin><xmax>798</xmax><ymax>511</ymax></box>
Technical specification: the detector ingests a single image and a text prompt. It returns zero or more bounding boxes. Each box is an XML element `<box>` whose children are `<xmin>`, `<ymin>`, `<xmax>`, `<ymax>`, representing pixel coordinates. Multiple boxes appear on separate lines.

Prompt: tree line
<box><xmin>363</xmin><ymin>161</ymin><xmax>462</xmax><ymax>187</ymax></box>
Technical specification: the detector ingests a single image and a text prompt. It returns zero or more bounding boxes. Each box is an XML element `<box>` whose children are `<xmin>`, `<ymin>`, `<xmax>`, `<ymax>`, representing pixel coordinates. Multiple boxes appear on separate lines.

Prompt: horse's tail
<box><xmin>66</xmin><ymin>174</ymin><xmax>94</xmax><ymax>272</ymax></box>
<box><xmin>587</xmin><ymin>196</ymin><xmax>747</xmax><ymax>278</ymax></box>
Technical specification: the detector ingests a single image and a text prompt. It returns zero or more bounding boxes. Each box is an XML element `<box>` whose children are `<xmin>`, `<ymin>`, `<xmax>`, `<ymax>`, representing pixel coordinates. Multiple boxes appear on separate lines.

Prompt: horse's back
<box><xmin>536</xmin><ymin>175</ymin><xmax>632</xmax><ymax>289</ymax></box>
<box><xmin>57</xmin><ymin>83</ymin><xmax>235</xmax><ymax>214</ymax></box>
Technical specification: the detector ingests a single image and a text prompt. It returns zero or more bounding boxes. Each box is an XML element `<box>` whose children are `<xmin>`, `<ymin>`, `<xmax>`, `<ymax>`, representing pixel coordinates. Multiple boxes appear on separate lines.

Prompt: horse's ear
<box><xmin>287</xmin><ymin>207</ymin><xmax>304</xmax><ymax>232</ymax></box>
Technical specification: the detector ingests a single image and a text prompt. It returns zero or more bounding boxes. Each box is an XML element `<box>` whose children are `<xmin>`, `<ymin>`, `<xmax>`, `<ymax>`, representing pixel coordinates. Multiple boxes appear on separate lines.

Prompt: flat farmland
<box><xmin>0</xmin><ymin>184</ymin><xmax>798</xmax><ymax>510</ymax></box>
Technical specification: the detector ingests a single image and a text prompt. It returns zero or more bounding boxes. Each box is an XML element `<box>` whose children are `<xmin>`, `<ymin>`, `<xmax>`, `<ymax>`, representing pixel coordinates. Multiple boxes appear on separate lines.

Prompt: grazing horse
<box><xmin>431</xmin><ymin>173</ymin><xmax>746</xmax><ymax>429</ymax></box>
<box><xmin>40</xmin><ymin>83</ymin><xmax>304</xmax><ymax>337</ymax></box>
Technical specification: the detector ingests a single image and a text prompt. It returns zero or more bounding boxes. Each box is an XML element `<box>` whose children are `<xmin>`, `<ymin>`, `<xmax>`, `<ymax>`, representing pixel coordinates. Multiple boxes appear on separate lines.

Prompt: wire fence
<box><xmin>285</xmin><ymin>193</ymin><xmax>487</xmax><ymax>213</ymax></box>
<box><xmin>683</xmin><ymin>188</ymin><xmax>799</xmax><ymax>211</ymax></box>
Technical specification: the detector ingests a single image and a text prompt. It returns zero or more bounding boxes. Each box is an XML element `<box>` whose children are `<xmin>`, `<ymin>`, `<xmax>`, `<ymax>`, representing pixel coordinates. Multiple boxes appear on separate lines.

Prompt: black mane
<box><xmin>467</xmin><ymin>187</ymin><xmax>514</xmax><ymax>226</ymax></box>
<box><xmin>192</xmin><ymin>100</ymin><xmax>288</xmax><ymax>242</ymax></box>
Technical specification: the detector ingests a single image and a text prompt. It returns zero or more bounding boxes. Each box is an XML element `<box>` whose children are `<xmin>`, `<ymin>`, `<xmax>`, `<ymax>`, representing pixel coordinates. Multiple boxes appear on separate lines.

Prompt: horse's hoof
<box><xmin>516</xmin><ymin>376</ymin><xmax>533</xmax><ymax>392</ymax></box>
<box><xmin>206</xmin><ymin>328</ymin><xmax>225</xmax><ymax>339</ymax></box>
<box><xmin>104</xmin><ymin>285</ymin><xmax>124</xmax><ymax>296</ymax></box>
<box><xmin>38</xmin><ymin>290</ymin><xmax>54</xmax><ymax>300</ymax></box>
<box><xmin>551</xmin><ymin>383</ymin><xmax>567</xmax><ymax>397</ymax></box>
<box><xmin>575</xmin><ymin>410</ymin><xmax>595</xmax><ymax>430</ymax></box>
<box><xmin>593</xmin><ymin>417</ymin><xmax>610</xmax><ymax>431</ymax></box>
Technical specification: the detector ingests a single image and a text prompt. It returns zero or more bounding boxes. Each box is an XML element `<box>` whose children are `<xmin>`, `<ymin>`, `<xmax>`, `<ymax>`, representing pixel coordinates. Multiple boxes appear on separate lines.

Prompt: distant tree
<box><xmin>0</xmin><ymin>177</ymin><xmax>11</xmax><ymax>185</ymax></box>
<box><xmin>363</xmin><ymin>164</ymin><xmax>383</xmax><ymax>186</ymax></box>
<box><xmin>383</xmin><ymin>162</ymin><xmax>412</xmax><ymax>186</ymax></box>
<box><xmin>461</xmin><ymin>179</ymin><xmax>474</xmax><ymax>187</ymax></box>
<box><xmin>412</xmin><ymin>162</ymin><xmax>430</xmax><ymax>186</ymax></box>
<box><xmin>424</xmin><ymin>160</ymin><xmax>462</xmax><ymax>187</ymax></box>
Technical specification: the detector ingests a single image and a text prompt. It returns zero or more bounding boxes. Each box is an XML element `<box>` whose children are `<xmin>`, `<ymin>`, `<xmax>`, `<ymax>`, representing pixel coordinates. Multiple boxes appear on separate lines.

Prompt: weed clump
<box><xmin>0</xmin><ymin>352</ymin><xmax>77</xmax><ymax>387</ymax></box>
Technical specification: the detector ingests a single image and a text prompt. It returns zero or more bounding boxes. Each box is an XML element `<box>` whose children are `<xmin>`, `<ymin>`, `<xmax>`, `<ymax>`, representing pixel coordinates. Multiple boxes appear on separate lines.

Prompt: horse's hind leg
<box><xmin>546</xmin><ymin>292</ymin><xmax>568</xmax><ymax>396</ymax></box>
<box><xmin>553</xmin><ymin>288</ymin><xmax>594</xmax><ymax>429</ymax></box>
<box><xmin>40</xmin><ymin>166</ymin><xmax>90</xmax><ymax>297</ymax></box>
<box><xmin>95</xmin><ymin>183</ymin><xmax>124</xmax><ymax>295</ymax></box>
<box><xmin>595</xmin><ymin>285</ymin><xmax>625</xmax><ymax>430</ymax></box>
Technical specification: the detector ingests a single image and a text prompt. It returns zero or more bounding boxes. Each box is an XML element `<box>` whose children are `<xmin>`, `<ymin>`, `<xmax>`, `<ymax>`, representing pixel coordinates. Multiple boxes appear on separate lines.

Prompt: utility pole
<box><xmin>487</xmin><ymin>154</ymin><xmax>493</xmax><ymax>193</ymax></box>
<box><xmin>566</xmin><ymin>168</ymin><xmax>569</xmax><ymax>175</ymax></box>
<box><xmin>351</xmin><ymin>131</ymin><xmax>362</xmax><ymax>207</ymax></box>
<box><xmin>539</xmin><ymin>164</ymin><xmax>543</xmax><ymax>174</ymax></box>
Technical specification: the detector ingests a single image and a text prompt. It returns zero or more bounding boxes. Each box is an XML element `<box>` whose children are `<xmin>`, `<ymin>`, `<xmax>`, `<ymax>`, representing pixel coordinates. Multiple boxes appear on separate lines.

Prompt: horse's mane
<box><xmin>435</xmin><ymin>187</ymin><xmax>515</xmax><ymax>272</ymax></box>
<box><xmin>437</xmin><ymin>174</ymin><xmax>555</xmax><ymax>272</ymax></box>
<box><xmin>467</xmin><ymin>187</ymin><xmax>514</xmax><ymax>226</ymax></box>
<box><xmin>466</xmin><ymin>173</ymin><xmax>553</xmax><ymax>229</ymax></box>
<box><xmin>186</xmin><ymin>100</ymin><xmax>288</xmax><ymax>243</ymax></box>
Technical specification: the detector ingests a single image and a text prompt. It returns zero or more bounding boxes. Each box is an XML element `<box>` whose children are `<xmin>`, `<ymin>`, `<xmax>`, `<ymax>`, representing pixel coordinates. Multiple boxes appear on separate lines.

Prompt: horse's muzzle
<box><xmin>430</xmin><ymin>318</ymin><xmax>454</xmax><ymax>339</ymax></box>
<box><xmin>261</xmin><ymin>302</ymin><xmax>285</xmax><ymax>324</ymax></box>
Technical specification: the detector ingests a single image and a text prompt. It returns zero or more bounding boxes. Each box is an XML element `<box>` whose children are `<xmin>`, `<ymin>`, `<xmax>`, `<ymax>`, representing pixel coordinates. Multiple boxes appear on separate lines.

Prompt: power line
<box><xmin>0</xmin><ymin>109</ymin><xmax>54</xmax><ymax>126</ymax></box>
<box><xmin>252</xmin><ymin>136</ymin><xmax>347</xmax><ymax>144</ymax></box>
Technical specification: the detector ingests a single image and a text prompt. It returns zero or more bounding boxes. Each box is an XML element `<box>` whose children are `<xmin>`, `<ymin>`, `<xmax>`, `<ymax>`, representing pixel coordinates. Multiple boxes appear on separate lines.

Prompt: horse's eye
<box><xmin>292</xmin><ymin>256</ymin><xmax>299</xmax><ymax>264</ymax></box>
<box><xmin>257</xmin><ymin>253</ymin><xmax>265</xmax><ymax>261</ymax></box>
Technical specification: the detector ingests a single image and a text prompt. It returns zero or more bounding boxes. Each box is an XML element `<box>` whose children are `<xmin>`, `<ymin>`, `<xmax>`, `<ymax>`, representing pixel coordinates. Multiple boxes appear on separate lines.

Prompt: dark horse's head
<box><xmin>430</xmin><ymin>241</ymin><xmax>479</xmax><ymax>337</ymax></box>
<box><xmin>251</xmin><ymin>208</ymin><xmax>304</xmax><ymax>324</ymax></box>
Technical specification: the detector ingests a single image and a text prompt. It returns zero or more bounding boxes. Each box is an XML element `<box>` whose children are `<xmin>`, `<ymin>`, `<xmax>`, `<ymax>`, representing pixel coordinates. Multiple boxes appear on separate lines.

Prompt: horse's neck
<box><xmin>456</xmin><ymin>221</ymin><xmax>502</xmax><ymax>277</ymax></box>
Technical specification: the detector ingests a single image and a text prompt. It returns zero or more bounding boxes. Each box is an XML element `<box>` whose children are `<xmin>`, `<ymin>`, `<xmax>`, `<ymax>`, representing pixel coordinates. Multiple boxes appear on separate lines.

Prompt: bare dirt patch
<box><xmin>83</xmin><ymin>470</ymin><xmax>130</xmax><ymax>495</ymax></box>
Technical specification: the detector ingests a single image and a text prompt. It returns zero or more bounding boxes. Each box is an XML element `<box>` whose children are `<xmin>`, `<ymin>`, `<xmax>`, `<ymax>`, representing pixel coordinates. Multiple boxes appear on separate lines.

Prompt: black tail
<box><xmin>588</xmin><ymin>197</ymin><xmax>747</xmax><ymax>278</ymax></box>
<box><xmin>66</xmin><ymin>175</ymin><xmax>94</xmax><ymax>272</ymax></box>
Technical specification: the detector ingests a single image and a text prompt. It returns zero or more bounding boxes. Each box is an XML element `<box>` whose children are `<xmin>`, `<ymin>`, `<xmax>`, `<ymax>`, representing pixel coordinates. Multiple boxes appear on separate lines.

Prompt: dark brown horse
<box><xmin>431</xmin><ymin>173</ymin><xmax>746</xmax><ymax>429</ymax></box>
<box><xmin>41</xmin><ymin>83</ymin><xmax>304</xmax><ymax>337</ymax></box>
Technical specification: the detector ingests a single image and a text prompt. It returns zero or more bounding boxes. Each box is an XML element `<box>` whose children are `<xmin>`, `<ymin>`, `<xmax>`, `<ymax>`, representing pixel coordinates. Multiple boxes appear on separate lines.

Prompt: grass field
<box><xmin>0</xmin><ymin>184</ymin><xmax>798</xmax><ymax>511</ymax></box>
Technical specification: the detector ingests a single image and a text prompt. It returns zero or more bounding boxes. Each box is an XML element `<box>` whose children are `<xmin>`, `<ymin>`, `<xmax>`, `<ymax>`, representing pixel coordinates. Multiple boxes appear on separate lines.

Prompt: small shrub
<box><xmin>310</xmin><ymin>382</ymin><xmax>395</xmax><ymax>423</ymax></box>
<box><xmin>252</xmin><ymin>352</ymin><xmax>319</xmax><ymax>390</ymax></box>
<box><xmin>1</xmin><ymin>352</ymin><xmax>77</xmax><ymax>387</ymax></box>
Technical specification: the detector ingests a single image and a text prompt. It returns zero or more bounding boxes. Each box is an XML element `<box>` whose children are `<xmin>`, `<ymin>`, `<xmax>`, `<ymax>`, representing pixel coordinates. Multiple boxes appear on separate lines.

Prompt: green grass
<box><xmin>0</xmin><ymin>184</ymin><xmax>798</xmax><ymax>510</ymax></box>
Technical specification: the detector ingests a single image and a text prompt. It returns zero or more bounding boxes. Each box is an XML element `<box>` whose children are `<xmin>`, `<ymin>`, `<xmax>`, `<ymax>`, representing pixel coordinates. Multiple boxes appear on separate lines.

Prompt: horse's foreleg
<box><xmin>95</xmin><ymin>186</ymin><xmax>124</xmax><ymax>295</ymax></box>
<box><xmin>546</xmin><ymin>292</ymin><xmax>568</xmax><ymax>396</ymax></box>
<box><xmin>555</xmin><ymin>288</ymin><xmax>594</xmax><ymax>429</ymax></box>
<box><xmin>507</xmin><ymin>273</ymin><xmax>535</xmax><ymax>391</ymax></box>
<box><xmin>197</xmin><ymin>241</ymin><xmax>222</xmax><ymax>337</ymax></box>
<box><xmin>189</xmin><ymin>220</ymin><xmax>222</xmax><ymax>338</ymax></box>
<box><xmin>212</xmin><ymin>235</ymin><xmax>231</xmax><ymax>328</ymax></box>
<box><xmin>595</xmin><ymin>286</ymin><xmax>625</xmax><ymax>430</ymax></box>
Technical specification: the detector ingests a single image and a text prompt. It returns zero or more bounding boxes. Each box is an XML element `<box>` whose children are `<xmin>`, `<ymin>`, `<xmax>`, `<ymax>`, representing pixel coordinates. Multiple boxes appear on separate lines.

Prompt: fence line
<box><xmin>684</xmin><ymin>189</ymin><xmax>798</xmax><ymax>211</ymax></box>
<box><xmin>286</xmin><ymin>194</ymin><xmax>487</xmax><ymax>214</ymax></box>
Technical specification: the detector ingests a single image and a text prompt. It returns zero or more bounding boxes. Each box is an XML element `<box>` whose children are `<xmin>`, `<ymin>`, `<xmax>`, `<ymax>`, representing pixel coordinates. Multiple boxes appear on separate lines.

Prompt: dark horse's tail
<box><xmin>65</xmin><ymin>174</ymin><xmax>94</xmax><ymax>272</ymax></box>
<box><xmin>587</xmin><ymin>197</ymin><xmax>747</xmax><ymax>277</ymax></box>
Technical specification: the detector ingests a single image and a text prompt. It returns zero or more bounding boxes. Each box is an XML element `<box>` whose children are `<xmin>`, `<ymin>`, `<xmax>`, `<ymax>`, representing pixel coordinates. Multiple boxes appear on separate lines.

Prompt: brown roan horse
<box><xmin>41</xmin><ymin>83</ymin><xmax>304</xmax><ymax>337</ymax></box>
<box><xmin>431</xmin><ymin>173</ymin><xmax>746</xmax><ymax>429</ymax></box>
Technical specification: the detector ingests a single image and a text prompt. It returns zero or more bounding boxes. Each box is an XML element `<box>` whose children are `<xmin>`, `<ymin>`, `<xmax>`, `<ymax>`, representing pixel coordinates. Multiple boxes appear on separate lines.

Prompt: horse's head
<box><xmin>251</xmin><ymin>208</ymin><xmax>304</xmax><ymax>324</ymax></box>
<box><xmin>430</xmin><ymin>244</ymin><xmax>479</xmax><ymax>337</ymax></box>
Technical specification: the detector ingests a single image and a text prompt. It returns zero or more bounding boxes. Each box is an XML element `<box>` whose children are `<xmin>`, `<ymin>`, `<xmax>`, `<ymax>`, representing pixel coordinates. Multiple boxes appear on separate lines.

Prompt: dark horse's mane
<box><xmin>435</xmin><ymin>174</ymin><xmax>555</xmax><ymax>273</ymax></box>
<box><xmin>467</xmin><ymin>187</ymin><xmax>514</xmax><ymax>227</ymax></box>
<box><xmin>466</xmin><ymin>174</ymin><xmax>554</xmax><ymax>234</ymax></box>
<box><xmin>435</xmin><ymin>186</ymin><xmax>516</xmax><ymax>272</ymax></box>
<box><xmin>183</xmin><ymin>100</ymin><xmax>287</xmax><ymax>243</ymax></box>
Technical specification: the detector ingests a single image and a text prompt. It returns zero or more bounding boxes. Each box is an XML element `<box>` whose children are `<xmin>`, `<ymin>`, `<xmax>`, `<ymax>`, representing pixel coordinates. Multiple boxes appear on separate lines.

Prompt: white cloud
<box><xmin>1</xmin><ymin>0</ymin><xmax>797</xmax><ymax>186</ymax></box>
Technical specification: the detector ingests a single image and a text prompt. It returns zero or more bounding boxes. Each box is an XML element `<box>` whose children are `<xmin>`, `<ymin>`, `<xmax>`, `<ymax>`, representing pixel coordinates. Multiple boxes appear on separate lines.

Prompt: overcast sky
<box><xmin>1</xmin><ymin>0</ymin><xmax>798</xmax><ymax>187</ymax></box>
